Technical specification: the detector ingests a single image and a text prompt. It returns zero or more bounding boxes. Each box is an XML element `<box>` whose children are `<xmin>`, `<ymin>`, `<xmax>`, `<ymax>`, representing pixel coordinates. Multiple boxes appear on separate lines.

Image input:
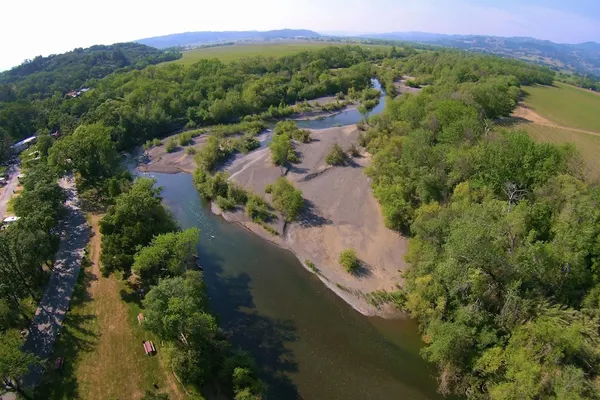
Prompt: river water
<box><xmin>141</xmin><ymin>81</ymin><xmax>443</xmax><ymax>399</ymax></box>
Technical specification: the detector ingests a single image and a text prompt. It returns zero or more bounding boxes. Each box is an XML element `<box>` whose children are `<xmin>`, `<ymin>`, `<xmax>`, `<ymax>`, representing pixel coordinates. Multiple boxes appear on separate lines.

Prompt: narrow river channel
<box><xmin>139</xmin><ymin>81</ymin><xmax>444</xmax><ymax>399</ymax></box>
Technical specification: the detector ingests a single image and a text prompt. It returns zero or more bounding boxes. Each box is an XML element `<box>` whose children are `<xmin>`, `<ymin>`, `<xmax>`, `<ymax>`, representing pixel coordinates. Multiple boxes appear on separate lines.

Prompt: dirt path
<box><xmin>22</xmin><ymin>177</ymin><xmax>90</xmax><ymax>388</ymax></box>
<box><xmin>0</xmin><ymin>164</ymin><xmax>20</xmax><ymax>220</ymax></box>
<box><xmin>74</xmin><ymin>215</ymin><xmax>184</xmax><ymax>400</ymax></box>
<box><xmin>512</xmin><ymin>105</ymin><xmax>600</xmax><ymax>137</ymax></box>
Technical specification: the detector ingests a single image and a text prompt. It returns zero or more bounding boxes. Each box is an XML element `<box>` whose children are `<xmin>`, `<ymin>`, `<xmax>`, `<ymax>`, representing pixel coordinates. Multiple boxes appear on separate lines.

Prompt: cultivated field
<box><xmin>169</xmin><ymin>42</ymin><xmax>391</xmax><ymax>65</ymax></box>
<box><xmin>523</xmin><ymin>82</ymin><xmax>600</xmax><ymax>132</ymax></box>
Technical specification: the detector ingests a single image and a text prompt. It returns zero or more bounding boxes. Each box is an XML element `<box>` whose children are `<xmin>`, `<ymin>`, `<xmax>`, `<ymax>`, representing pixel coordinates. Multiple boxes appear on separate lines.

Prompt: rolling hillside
<box><xmin>137</xmin><ymin>29</ymin><xmax>321</xmax><ymax>49</ymax></box>
<box><xmin>361</xmin><ymin>32</ymin><xmax>600</xmax><ymax>76</ymax></box>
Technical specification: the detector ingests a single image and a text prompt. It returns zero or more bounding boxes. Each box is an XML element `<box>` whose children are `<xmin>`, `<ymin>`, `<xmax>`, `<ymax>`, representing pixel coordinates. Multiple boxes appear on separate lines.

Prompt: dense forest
<box><xmin>359</xmin><ymin>51</ymin><xmax>600</xmax><ymax>399</ymax></box>
<box><xmin>0</xmin><ymin>45</ymin><xmax>395</xmax><ymax>160</ymax></box>
<box><xmin>0</xmin><ymin>43</ymin><xmax>181</xmax><ymax>99</ymax></box>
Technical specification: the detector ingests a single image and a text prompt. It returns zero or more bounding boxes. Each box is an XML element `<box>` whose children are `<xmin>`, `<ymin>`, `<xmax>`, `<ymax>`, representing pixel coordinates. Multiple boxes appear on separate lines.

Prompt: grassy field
<box><xmin>507</xmin><ymin>121</ymin><xmax>600</xmax><ymax>183</ymax></box>
<box><xmin>523</xmin><ymin>82</ymin><xmax>600</xmax><ymax>132</ymax></box>
<box><xmin>36</xmin><ymin>215</ymin><xmax>183</xmax><ymax>400</ymax></box>
<box><xmin>169</xmin><ymin>41</ymin><xmax>391</xmax><ymax>65</ymax></box>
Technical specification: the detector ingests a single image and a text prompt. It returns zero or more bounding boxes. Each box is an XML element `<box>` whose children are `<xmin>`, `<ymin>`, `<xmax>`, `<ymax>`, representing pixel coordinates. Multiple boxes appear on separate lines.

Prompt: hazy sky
<box><xmin>2</xmin><ymin>0</ymin><xmax>600</xmax><ymax>71</ymax></box>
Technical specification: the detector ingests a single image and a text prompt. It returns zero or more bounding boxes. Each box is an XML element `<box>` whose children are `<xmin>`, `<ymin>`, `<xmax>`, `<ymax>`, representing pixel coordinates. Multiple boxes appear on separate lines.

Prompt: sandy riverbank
<box><xmin>138</xmin><ymin>125</ymin><xmax>408</xmax><ymax>318</ymax></box>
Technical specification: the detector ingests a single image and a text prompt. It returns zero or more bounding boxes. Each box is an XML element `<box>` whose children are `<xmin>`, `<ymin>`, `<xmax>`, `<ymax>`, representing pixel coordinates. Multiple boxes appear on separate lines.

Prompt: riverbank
<box><xmin>138</xmin><ymin>124</ymin><xmax>408</xmax><ymax>318</ymax></box>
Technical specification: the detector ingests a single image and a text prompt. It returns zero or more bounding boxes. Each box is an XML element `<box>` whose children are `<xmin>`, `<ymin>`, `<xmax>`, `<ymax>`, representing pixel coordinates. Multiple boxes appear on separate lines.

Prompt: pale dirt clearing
<box><xmin>222</xmin><ymin>125</ymin><xmax>407</xmax><ymax>317</ymax></box>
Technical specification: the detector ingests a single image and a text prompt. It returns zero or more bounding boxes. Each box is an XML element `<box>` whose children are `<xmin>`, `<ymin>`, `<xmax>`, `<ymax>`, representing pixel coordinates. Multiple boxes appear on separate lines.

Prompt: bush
<box><xmin>339</xmin><ymin>249</ymin><xmax>360</xmax><ymax>273</ymax></box>
<box><xmin>305</xmin><ymin>259</ymin><xmax>317</xmax><ymax>273</ymax></box>
<box><xmin>246</xmin><ymin>194</ymin><xmax>272</xmax><ymax>222</ymax></box>
<box><xmin>348</xmin><ymin>143</ymin><xmax>360</xmax><ymax>157</ymax></box>
<box><xmin>195</xmin><ymin>136</ymin><xmax>228</xmax><ymax>171</ymax></box>
<box><xmin>270</xmin><ymin>134</ymin><xmax>298</xmax><ymax>166</ymax></box>
<box><xmin>165</xmin><ymin>138</ymin><xmax>177</xmax><ymax>153</ymax></box>
<box><xmin>186</xmin><ymin>147</ymin><xmax>197</xmax><ymax>155</ymax></box>
<box><xmin>193</xmin><ymin>169</ymin><xmax>229</xmax><ymax>200</ymax></box>
<box><xmin>215</xmin><ymin>195</ymin><xmax>235</xmax><ymax>211</ymax></box>
<box><xmin>270</xmin><ymin>177</ymin><xmax>304</xmax><ymax>222</ymax></box>
<box><xmin>325</xmin><ymin>143</ymin><xmax>347</xmax><ymax>166</ymax></box>
<box><xmin>179</xmin><ymin>132</ymin><xmax>194</xmax><ymax>146</ymax></box>
<box><xmin>273</xmin><ymin>120</ymin><xmax>311</xmax><ymax>143</ymax></box>
<box><xmin>234</xmin><ymin>134</ymin><xmax>260</xmax><ymax>153</ymax></box>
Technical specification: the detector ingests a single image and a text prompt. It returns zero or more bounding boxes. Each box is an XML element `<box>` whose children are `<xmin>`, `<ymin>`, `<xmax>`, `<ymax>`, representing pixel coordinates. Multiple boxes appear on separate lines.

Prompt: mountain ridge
<box><xmin>137</xmin><ymin>29</ymin><xmax>321</xmax><ymax>49</ymax></box>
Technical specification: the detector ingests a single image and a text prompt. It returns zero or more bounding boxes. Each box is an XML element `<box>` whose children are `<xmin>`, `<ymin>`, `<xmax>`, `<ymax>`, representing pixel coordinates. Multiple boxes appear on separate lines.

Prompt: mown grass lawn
<box><xmin>168</xmin><ymin>42</ymin><xmax>391</xmax><ymax>66</ymax></box>
<box><xmin>35</xmin><ymin>215</ymin><xmax>183</xmax><ymax>400</ymax></box>
<box><xmin>523</xmin><ymin>82</ymin><xmax>600</xmax><ymax>132</ymax></box>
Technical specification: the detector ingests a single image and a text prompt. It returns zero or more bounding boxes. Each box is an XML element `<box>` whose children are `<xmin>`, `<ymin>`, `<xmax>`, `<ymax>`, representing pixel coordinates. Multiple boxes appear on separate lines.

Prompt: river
<box><xmin>140</xmin><ymin>81</ymin><xmax>443</xmax><ymax>399</ymax></box>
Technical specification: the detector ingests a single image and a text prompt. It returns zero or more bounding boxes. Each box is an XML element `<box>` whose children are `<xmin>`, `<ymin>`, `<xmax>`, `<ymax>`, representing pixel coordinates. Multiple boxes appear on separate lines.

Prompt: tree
<box><xmin>339</xmin><ymin>249</ymin><xmax>360</xmax><ymax>273</ymax></box>
<box><xmin>269</xmin><ymin>177</ymin><xmax>304</xmax><ymax>222</ymax></box>
<box><xmin>269</xmin><ymin>134</ymin><xmax>297</xmax><ymax>166</ymax></box>
<box><xmin>132</xmin><ymin>228</ymin><xmax>200</xmax><ymax>287</ymax></box>
<box><xmin>35</xmin><ymin>134</ymin><xmax>53</xmax><ymax>158</ymax></box>
<box><xmin>143</xmin><ymin>272</ymin><xmax>222</xmax><ymax>387</ymax></box>
<box><xmin>325</xmin><ymin>143</ymin><xmax>347</xmax><ymax>166</ymax></box>
<box><xmin>48</xmin><ymin>123</ymin><xmax>121</xmax><ymax>185</ymax></box>
<box><xmin>0</xmin><ymin>330</ymin><xmax>39</xmax><ymax>398</ymax></box>
<box><xmin>100</xmin><ymin>178</ymin><xmax>177</xmax><ymax>275</ymax></box>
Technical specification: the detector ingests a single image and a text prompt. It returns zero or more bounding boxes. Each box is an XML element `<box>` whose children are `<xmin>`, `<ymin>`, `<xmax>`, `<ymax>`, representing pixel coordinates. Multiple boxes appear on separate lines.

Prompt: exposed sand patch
<box><xmin>222</xmin><ymin>125</ymin><xmax>407</xmax><ymax>317</ymax></box>
<box><xmin>138</xmin><ymin>135</ymin><xmax>211</xmax><ymax>174</ymax></box>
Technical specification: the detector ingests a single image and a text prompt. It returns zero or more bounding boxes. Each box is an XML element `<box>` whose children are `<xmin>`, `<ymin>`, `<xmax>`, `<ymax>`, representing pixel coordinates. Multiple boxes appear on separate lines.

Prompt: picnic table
<box><xmin>143</xmin><ymin>340</ymin><xmax>156</xmax><ymax>355</ymax></box>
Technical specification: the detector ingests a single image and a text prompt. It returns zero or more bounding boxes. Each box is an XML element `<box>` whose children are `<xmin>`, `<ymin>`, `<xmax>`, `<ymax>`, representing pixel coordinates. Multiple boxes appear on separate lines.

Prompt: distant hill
<box><xmin>360</xmin><ymin>32</ymin><xmax>600</xmax><ymax>77</ymax></box>
<box><xmin>0</xmin><ymin>43</ymin><xmax>181</xmax><ymax>99</ymax></box>
<box><xmin>137</xmin><ymin>29</ymin><xmax>321</xmax><ymax>49</ymax></box>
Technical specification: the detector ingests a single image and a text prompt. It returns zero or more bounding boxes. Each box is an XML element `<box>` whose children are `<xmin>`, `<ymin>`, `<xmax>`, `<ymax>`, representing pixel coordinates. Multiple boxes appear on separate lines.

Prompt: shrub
<box><xmin>195</xmin><ymin>136</ymin><xmax>228</xmax><ymax>171</ymax></box>
<box><xmin>339</xmin><ymin>249</ymin><xmax>360</xmax><ymax>273</ymax></box>
<box><xmin>179</xmin><ymin>132</ymin><xmax>193</xmax><ymax>146</ymax></box>
<box><xmin>227</xmin><ymin>183</ymin><xmax>248</xmax><ymax>205</ymax></box>
<box><xmin>264</xmin><ymin>184</ymin><xmax>272</xmax><ymax>194</ymax></box>
<box><xmin>270</xmin><ymin>177</ymin><xmax>304</xmax><ymax>222</ymax></box>
<box><xmin>152</xmin><ymin>138</ymin><xmax>162</xmax><ymax>146</ymax></box>
<box><xmin>234</xmin><ymin>134</ymin><xmax>260</xmax><ymax>153</ymax></box>
<box><xmin>215</xmin><ymin>195</ymin><xmax>235</xmax><ymax>211</ymax></box>
<box><xmin>305</xmin><ymin>259</ymin><xmax>317</xmax><ymax>273</ymax></box>
<box><xmin>273</xmin><ymin>120</ymin><xmax>311</xmax><ymax>143</ymax></box>
<box><xmin>336</xmin><ymin>92</ymin><xmax>346</xmax><ymax>100</ymax></box>
<box><xmin>246</xmin><ymin>194</ymin><xmax>272</xmax><ymax>222</ymax></box>
<box><xmin>193</xmin><ymin>168</ymin><xmax>229</xmax><ymax>200</ymax></box>
<box><xmin>186</xmin><ymin>147</ymin><xmax>197</xmax><ymax>155</ymax></box>
<box><xmin>270</xmin><ymin>134</ymin><xmax>298</xmax><ymax>166</ymax></box>
<box><xmin>348</xmin><ymin>143</ymin><xmax>360</xmax><ymax>157</ymax></box>
<box><xmin>165</xmin><ymin>138</ymin><xmax>177</xmax><ymax>153</ymax></box>
<box><xmin>325</xmin><ymin>143</ymin><xmax>347</xmax><ymax>166</ymax></box>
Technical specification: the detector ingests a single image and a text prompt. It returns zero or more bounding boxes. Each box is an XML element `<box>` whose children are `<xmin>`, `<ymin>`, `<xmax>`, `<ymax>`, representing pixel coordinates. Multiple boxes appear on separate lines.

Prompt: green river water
<box><xmin>140</xmin><ymin>82</ymin><xmax>444</xmax><ymax>399</ymax></box>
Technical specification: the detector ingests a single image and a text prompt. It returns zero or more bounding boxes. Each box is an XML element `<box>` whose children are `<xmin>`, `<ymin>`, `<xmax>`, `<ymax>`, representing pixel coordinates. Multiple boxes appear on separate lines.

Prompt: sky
<box><xmin>2</xmin><ymin>0</ymin><xmax>600</xmax><ymax>71</ymax></box>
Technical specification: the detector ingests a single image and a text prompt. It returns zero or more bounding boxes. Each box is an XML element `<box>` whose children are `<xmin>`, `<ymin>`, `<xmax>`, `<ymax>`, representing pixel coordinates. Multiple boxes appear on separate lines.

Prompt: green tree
<box><xmin>325</xmin><ymin>143</ymin><xmax>347</xmax><ymax>166</ymax></box>
<box><xmin>339</xmin><ymin>249</ymin><xmax>360</xmax><ymax>273</ymax></box>
<box><xmin>100</xmin><ymin>178</ymin><xmax>177</xmax><ymax>275</ymax></box>
<box><xmin>132</xmin><ymin>228</ymin><xmax>200</xmax><ymax>287</ymax></box>
<box><xmin>48</xmin><ymin>123</ymin><xmax>120</xmax><ymax>185</ymax></box>
<box><xmin>269</xmin><ymin>134</ymin><xmax>297</xmax><ymax>166</ymax></box>
<box><xmin>269</xmin><ymin>177</ymin><xmax>304</xmax><ymax>222</ymax></box>
<box><xmin>0</xmin><ymin>330</ymin><xmax>39</xmax><ymax>398</ymax></box>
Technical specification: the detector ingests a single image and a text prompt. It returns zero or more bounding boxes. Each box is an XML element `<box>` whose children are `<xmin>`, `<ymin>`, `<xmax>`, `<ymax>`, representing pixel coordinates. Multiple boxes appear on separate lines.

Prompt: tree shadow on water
<box><xmin>202</xmin><ymin>255</ymin><xmax>301</xmax><ymax>399</ymax></box>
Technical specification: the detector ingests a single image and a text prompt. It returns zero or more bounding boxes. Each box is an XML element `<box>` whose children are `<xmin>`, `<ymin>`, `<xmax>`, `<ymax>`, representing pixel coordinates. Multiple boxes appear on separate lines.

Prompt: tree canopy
<box><xmin>100</xmin><ymin>178</ymin><xmax>178</xmax><ymax>276</ymax></box>
<box><xmin>132</xmin><ymin>228</ymin><xmax>200</xmax><ymax>287</ymax></box>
